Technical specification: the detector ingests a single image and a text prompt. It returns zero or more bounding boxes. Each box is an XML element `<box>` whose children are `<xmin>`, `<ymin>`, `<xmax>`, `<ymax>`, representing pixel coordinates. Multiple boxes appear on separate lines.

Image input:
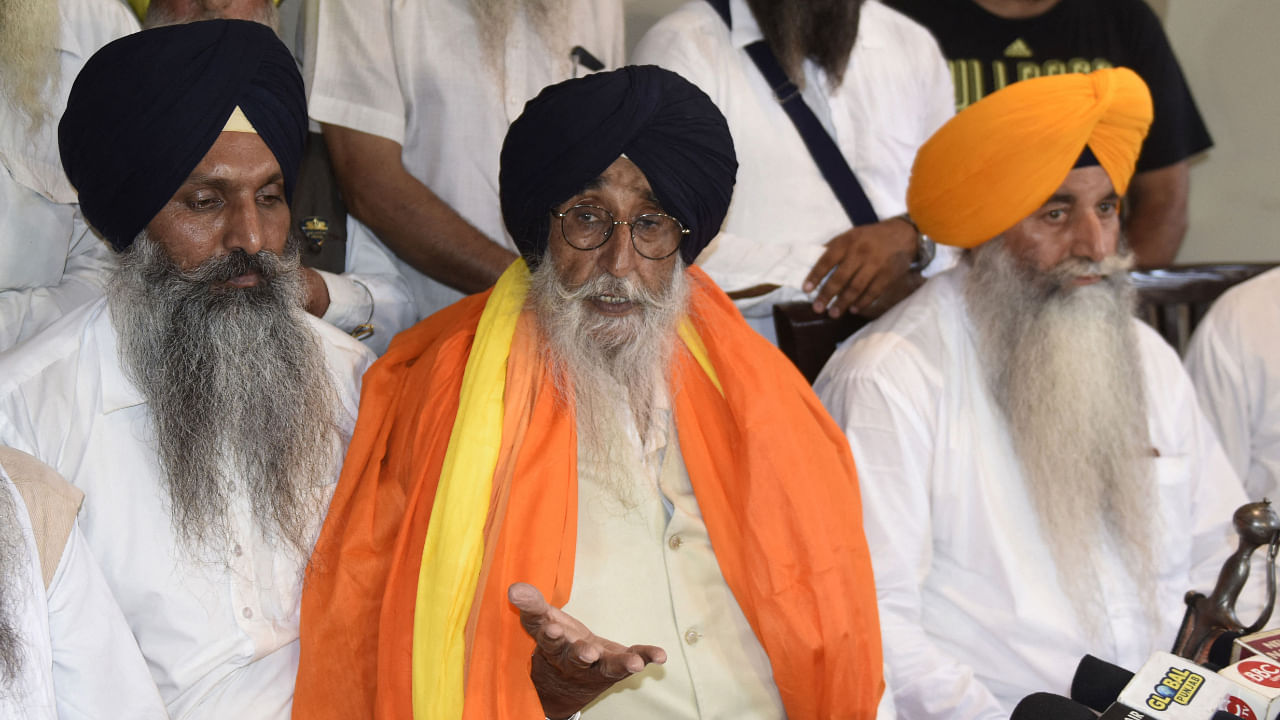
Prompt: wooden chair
<box><xmin>1131</xmin><ymin>263</ymin><xmax>1277</xmax><ymax>355</ymax></box>
<box><xmin>771</xmin><ymin>303</ymin><xmax>870</xmax><ymax>384</ymax></box>
<box><xmin>772</xmin><ymin>262</ymin><xmax>1278</xmax><ymax>383</ymax></box>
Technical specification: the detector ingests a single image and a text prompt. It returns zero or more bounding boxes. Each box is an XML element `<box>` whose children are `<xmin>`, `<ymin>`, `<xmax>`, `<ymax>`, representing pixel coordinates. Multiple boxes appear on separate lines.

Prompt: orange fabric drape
<box><xmin>294</xmin><ymin>266</ymin><xmax>884</xmax><ymax>719</ymax></box>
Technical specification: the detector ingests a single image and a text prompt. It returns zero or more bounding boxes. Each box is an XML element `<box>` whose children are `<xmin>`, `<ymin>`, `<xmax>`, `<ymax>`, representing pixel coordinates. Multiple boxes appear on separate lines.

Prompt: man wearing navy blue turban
<box><xmin>295</xmin><ymin>64</ymin><xmax>887</xmax><ymax>720</ymax></box>
<box><xmin>0</xmin><ymin>20</ymin><xmax>375</xmax><ymax>720</ymax></box>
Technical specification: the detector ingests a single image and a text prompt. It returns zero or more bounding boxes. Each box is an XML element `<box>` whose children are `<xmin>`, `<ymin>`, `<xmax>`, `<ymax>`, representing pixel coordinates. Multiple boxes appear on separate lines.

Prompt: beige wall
<box><xmin>623</xmin><ymin>0</ymin><xmax>1279</xmax><ymax>263</ymax></box>
<box><xmin>1165</xmin><ymin>0</ymin><xmax>1280</xmax><ymax>262</ymax></box>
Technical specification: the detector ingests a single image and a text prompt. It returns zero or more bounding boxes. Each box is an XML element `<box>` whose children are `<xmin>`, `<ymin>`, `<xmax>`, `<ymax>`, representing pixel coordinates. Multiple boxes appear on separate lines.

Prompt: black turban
<box><xmin>499</xmin><ymin>65</ymin><xmax>738</xmax><ymax>267</ymax></box>
<box><xmin>59</xmin><ymin>20</ymin><xmax>307</xmax><ymax>252</ymax></box>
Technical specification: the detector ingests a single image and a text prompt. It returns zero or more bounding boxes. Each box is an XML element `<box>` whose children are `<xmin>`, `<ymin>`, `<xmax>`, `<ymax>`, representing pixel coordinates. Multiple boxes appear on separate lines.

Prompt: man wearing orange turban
<box><xmin>814</xmin><ymin>68</ymin><xmax>1247</xmax><ymax>719</ymax></box>
<box><xmin>294</xmin><ymin>66</ymin><xmax>888</xmax><ymax>720</ymax></box>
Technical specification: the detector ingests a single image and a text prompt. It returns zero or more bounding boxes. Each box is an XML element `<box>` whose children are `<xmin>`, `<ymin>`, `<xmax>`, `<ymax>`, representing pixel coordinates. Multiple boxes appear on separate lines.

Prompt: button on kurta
<box><xmin>668</xmin><ymin>534</ymin><xmax>683</xmax><ymax>550</ymax></box>
<box><xmin>242</xmin><ymin>607</ymin><xmax>253</xmax><ymax>619</ymax></box>
<box><xmin>684</xmin><ymin>628</ymin><xmax>700</xmax><ymax>645</ymax></box>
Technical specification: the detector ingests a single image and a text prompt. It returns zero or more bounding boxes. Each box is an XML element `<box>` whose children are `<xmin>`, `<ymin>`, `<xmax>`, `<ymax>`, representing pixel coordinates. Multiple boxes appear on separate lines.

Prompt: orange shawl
<box><xmin>294</xmin><ymin>266</ymin><xmax>883</xmax><ymax>718</ymax></box>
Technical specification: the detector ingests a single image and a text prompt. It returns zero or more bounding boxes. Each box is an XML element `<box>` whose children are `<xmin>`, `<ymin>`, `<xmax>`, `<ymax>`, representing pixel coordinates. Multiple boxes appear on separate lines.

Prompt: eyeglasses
<box><xmin>551</xmin><ymin>204</ymin><xmax>689</xmax><ymax>260</ymax></box>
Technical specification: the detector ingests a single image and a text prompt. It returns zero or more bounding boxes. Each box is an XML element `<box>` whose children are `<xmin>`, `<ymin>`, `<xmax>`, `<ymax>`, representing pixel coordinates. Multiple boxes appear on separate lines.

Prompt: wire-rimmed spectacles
<box><xmin>551</xmin><ymin>204</ymin><xmax>689</xmax><ymax>260</ymax></box>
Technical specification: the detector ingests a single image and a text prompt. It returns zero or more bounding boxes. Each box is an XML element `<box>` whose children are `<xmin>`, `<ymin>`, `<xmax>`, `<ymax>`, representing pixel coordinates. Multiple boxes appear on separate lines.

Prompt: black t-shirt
<box><xmin>884</xmin><ymin>0</ymin><xmax>1212</xmax><ymax>171</ymax></box>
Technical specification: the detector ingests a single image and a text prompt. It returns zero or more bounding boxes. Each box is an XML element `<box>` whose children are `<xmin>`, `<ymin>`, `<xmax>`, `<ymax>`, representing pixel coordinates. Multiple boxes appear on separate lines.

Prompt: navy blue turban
<box><xmin>59</xmin><ymin>20</ymin><xmax>306</xmax><ymax>252</ymax></box>
<box><xmin>499</xmin><ymin>65</ymin><xmax>738</xmax><ymax>267</ymax></box>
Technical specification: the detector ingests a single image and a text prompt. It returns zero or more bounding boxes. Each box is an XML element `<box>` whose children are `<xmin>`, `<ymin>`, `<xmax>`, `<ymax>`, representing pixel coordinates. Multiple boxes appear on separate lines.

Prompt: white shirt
<box><xmin>633</xmin><ymin>0</ymin><xmax>958</xmax><ymax>343</ymax></box>
<box><xmin>0</xmin><ymin>467</ymin><xmax>166</xmax><ymax>720</ymax></box>
<box><xmin>1185</xmin><ymin>267</ymin><xmax>1280</xmax><ymax>503</ymax></box>
<box><xmin>814</xmin><ymin>266</ymin><xmax>1245</xmax><ymax>720</ymax></box>
<box><xmin>0</xmin><ymin>0</ymin><xmax>137</xmax><ymax>352</ymax></box>
<box><xmin>304</xmin><ymin>0</ymin><xmax>624</xmax><ymax>319</ymax></box>
<box><xmin>0</xmin><ymin>298</ymin><xmax>374</xmax><ymax>720</ymax></box>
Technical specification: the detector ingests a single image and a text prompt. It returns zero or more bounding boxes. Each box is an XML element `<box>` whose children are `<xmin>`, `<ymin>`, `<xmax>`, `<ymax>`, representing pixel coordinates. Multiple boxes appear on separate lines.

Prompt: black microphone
<box><xmin>1073</xmin><ymin>654</ymin><xmax>1136</xmax><ymax>711</ymax></box>
<box><xmin>1010</xmin><ymin>692</ymin><xmax>1097</xmax><ymax>720</ymax></box>
<box><xmin>1069</xmin><ymin>651</ymin><xmax>1267</xmax><ymax>718</ymax></box>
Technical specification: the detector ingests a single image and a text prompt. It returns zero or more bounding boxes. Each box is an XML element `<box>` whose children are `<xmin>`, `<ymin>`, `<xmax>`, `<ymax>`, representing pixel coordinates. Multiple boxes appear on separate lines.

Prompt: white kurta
<box><xmin>0</xmin><ymin>298</ymin><xmax>374</xmax><ymax>720</ymax></box>
<box><xmin>1185</xmin><ymin>267</ymin><xmax>1280</xmax><ymax>503</ymax></box>
<box><xmin>0</xmin><ymin>467</ymin><xmax>166</xmax><ymax>720</ymax></box>
<box><xmin>632</xmin><ymin>0</ymin><xmax>958</xmax><ymax>343</ymax></box>
<box><xmin>0</xmin><ymin>0</ymin><xmax>137</xmax><ymax>352</ymax></box>
<box><xmin>814</xmin><ymin>266</ymin><xmax>1246</xmax><ymax>720</ymax></box>
<box><xmin>304</xmin><ymin>0</ymin><xmax>624</xmax><ymax>319</ymax></box>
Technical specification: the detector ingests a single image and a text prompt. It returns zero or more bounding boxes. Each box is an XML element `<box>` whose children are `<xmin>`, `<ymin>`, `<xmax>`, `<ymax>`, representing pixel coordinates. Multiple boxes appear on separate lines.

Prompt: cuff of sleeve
<box><xmin>317</xmin><ymin>270</ymin><xmax>372</xmax><ymax>332</ymax></box>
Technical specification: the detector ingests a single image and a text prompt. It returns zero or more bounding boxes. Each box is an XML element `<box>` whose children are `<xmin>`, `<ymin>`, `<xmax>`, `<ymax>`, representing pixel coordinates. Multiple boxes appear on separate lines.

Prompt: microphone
<box><xmin>1216</xmin><ymin>655</ymin><xmax>1280</xmax><ymax>717</ymax></box>
<box><xmin>1010</xmin><ymin>692</ymin><xmax>1096</xmax><ymax>720</ymax></box>
<box><xmin>1070</xmin><ymin>651</ymin><xmax>1266</xmax><ymax>719</ymax></box>
<box><xmin>1074</xmin><ymin>654</ymin><xmax>1136</xmax><ymax>711</ymax></box>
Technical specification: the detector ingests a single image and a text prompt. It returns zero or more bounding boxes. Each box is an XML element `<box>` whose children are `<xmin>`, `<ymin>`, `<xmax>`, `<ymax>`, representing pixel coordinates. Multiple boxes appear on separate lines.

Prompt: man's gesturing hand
<box><xmin>803</xmin><ymin>216</ymin><xmax>917</xmax><ymax>318</ymax></box>
<box><xmin>508</xmin><ymin>582</ymin><xmax>666</xmax><ymax>720</ymax></box>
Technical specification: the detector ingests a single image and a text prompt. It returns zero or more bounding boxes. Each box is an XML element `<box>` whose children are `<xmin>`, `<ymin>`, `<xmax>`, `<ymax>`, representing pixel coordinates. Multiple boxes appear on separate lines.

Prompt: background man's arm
<box><xmin>1125</xmin><ymin>161</ymin><xmax>1190</xmax><ymax>267</ymax></box>
<box><xmin>323</xmin><ymin>123</ymin><xmax>517</xmax><ymax>295</ymax></box>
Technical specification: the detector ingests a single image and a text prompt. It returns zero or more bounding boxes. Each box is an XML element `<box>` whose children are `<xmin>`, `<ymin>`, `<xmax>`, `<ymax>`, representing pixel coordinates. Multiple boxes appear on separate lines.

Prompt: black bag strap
<box><xmin>704</xmin><ymin>0</ymin><xmax>879</xmax><ymax>226</ymax></box>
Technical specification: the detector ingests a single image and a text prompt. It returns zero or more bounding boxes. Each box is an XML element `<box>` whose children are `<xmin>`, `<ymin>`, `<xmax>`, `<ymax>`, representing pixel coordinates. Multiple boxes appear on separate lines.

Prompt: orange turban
<box><xmin>906</xmin><ymin>67</ymin><xmax>1153</xmax><ymax>248</ymax></box>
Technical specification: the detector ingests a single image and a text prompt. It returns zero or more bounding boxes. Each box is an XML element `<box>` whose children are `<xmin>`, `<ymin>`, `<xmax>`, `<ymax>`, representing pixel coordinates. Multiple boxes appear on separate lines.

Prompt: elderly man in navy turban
<box><xmin>294</xmin><ymin>65</ymin><xmax>888</xmax><ymax>720</ymax></box>
<box><xmin>0</xmin><ymin>20</ymin><xmax>374</xmax><ymax>720</ymax></box>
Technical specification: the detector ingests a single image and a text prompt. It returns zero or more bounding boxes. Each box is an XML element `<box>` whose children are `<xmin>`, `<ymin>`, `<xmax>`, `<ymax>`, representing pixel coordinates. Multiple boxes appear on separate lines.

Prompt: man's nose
<box><xmin>597</xmin><ymin>223</ymin><xmax>642</xmax><ymax>277</ymax></box>
<box><xmin>223</xmin><ymin>197</ymin><xmax>266</xmax><ymax>256</ymax></box>
<box><xmin>1071</xmin><ymin>210</ymin><xmax>1116</xmax><ymax>263</ymax></box>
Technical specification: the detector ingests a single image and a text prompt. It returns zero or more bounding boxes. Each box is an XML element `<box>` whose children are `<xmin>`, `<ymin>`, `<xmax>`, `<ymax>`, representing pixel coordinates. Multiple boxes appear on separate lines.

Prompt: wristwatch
<box><xmin>898</xmin><ymin>213</ymin><xmax>935</xmax><ymax>272</ymax></box>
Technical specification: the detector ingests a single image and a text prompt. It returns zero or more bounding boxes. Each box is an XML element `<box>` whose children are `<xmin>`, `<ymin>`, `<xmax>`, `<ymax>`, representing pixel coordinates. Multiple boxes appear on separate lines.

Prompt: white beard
<box><xmin>965</xmin><ymin>240</ymin><xmax>1160</xmax><ymax>637</ymax></box>
<box><xmin>0</xmin><ymin>0</ymin><xmax>60</xmax><ymax>133</ymax></box>
<box><xmin>527</xmin><ymin>250</ymin><xmax>688</xmax><ymax>507</ymax></box>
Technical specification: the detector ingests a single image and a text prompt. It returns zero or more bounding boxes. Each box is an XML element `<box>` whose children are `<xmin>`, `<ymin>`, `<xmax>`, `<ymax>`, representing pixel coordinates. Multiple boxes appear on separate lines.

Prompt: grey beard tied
<box><xmin>965</xmin><ymin>240</ymin><xmax>1159</xmax><ymax>637</ymax></box>
<box><xmin>108</xmin><ymin>232</ymin><xmax>341</xmax><ymax>561</ymax></box>
<box><xmin>745</xmin><ymin>0</ymin><xmax>864</xmax><ymax>89</ymax></box>
<box><xmin>0</xmin><ymin>482</ymin><xmax>24</xmax><ymax>693</ymax></box>
<box><xmin>528</xmin><ymin>250</ymin><xmax>689</xmax><ymax>506</ymax></box>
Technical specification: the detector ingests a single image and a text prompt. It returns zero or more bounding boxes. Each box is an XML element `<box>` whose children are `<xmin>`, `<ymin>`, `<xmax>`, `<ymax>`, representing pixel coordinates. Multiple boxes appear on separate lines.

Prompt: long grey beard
<box><xmin>0</xmin><ymin>481</ymin><xmax>24</xmax><ymax>693</ymax></box>
<box><xmin>745</xmin><ymin>0</ymin><xmax>864</xmax><ymax>89</ymax></box>
<box><xmin>470</xmin><ymin>0</ymin><xmax>570</xmax><ymax>85</ymax></box>
<box><xmin>966</xmin><ymin>240</ymin><xmax>1159</xmax><ymax>637</ymax></box>
<box><xmin>108</xmin><ymin>232</ymin><xmax>340</xmax><ymax>562</ymax></box>
<box><xmin>528</xmin><ymin>251</ymin><xmax>689</xmax><ymax>507</ymax></box>
<box><xmin>0</xmin><ymin>0</ymin><xmax>60</xmax><ymax>133</ymax></box>
<box><xmin>144</xmin><ymin>0</ymin><xmax>281</xmax><ymax>32</ymax></box>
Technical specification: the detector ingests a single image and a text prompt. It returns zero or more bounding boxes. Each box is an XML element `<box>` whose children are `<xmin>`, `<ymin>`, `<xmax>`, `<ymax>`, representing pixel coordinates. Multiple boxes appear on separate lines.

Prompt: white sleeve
<box><xmin>1184</xmin><ymin>311</ymin><xmax>1254</xmax><ymax>489</ymax></box>
<box><xmin>308</xmin><ymin>0</ymin><xmax>406</xmax><ymax>144</ymax></box>
<box><xmin>816</xmin><ymin>363</ymin><xmax>1007</xmax><ymax>720</ymax></box>
<box><xmin>1172</xmin><ymin>354</ymin><xmax>1251</xmax><ymax>595</ymax></box>
<box><xmin>48</xmin><ymin>520</ymin><xmax>167</xmax><ymax>720</ymax></box>
<box><xmin>0</xmin><ymin>215</ymin><xmax>110</xmax><ymax>351</ymax></box>
<box><xmin>317</xmin><ymin>222</ymin><xmax>416</xmax><ymax>355</ymax></box>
